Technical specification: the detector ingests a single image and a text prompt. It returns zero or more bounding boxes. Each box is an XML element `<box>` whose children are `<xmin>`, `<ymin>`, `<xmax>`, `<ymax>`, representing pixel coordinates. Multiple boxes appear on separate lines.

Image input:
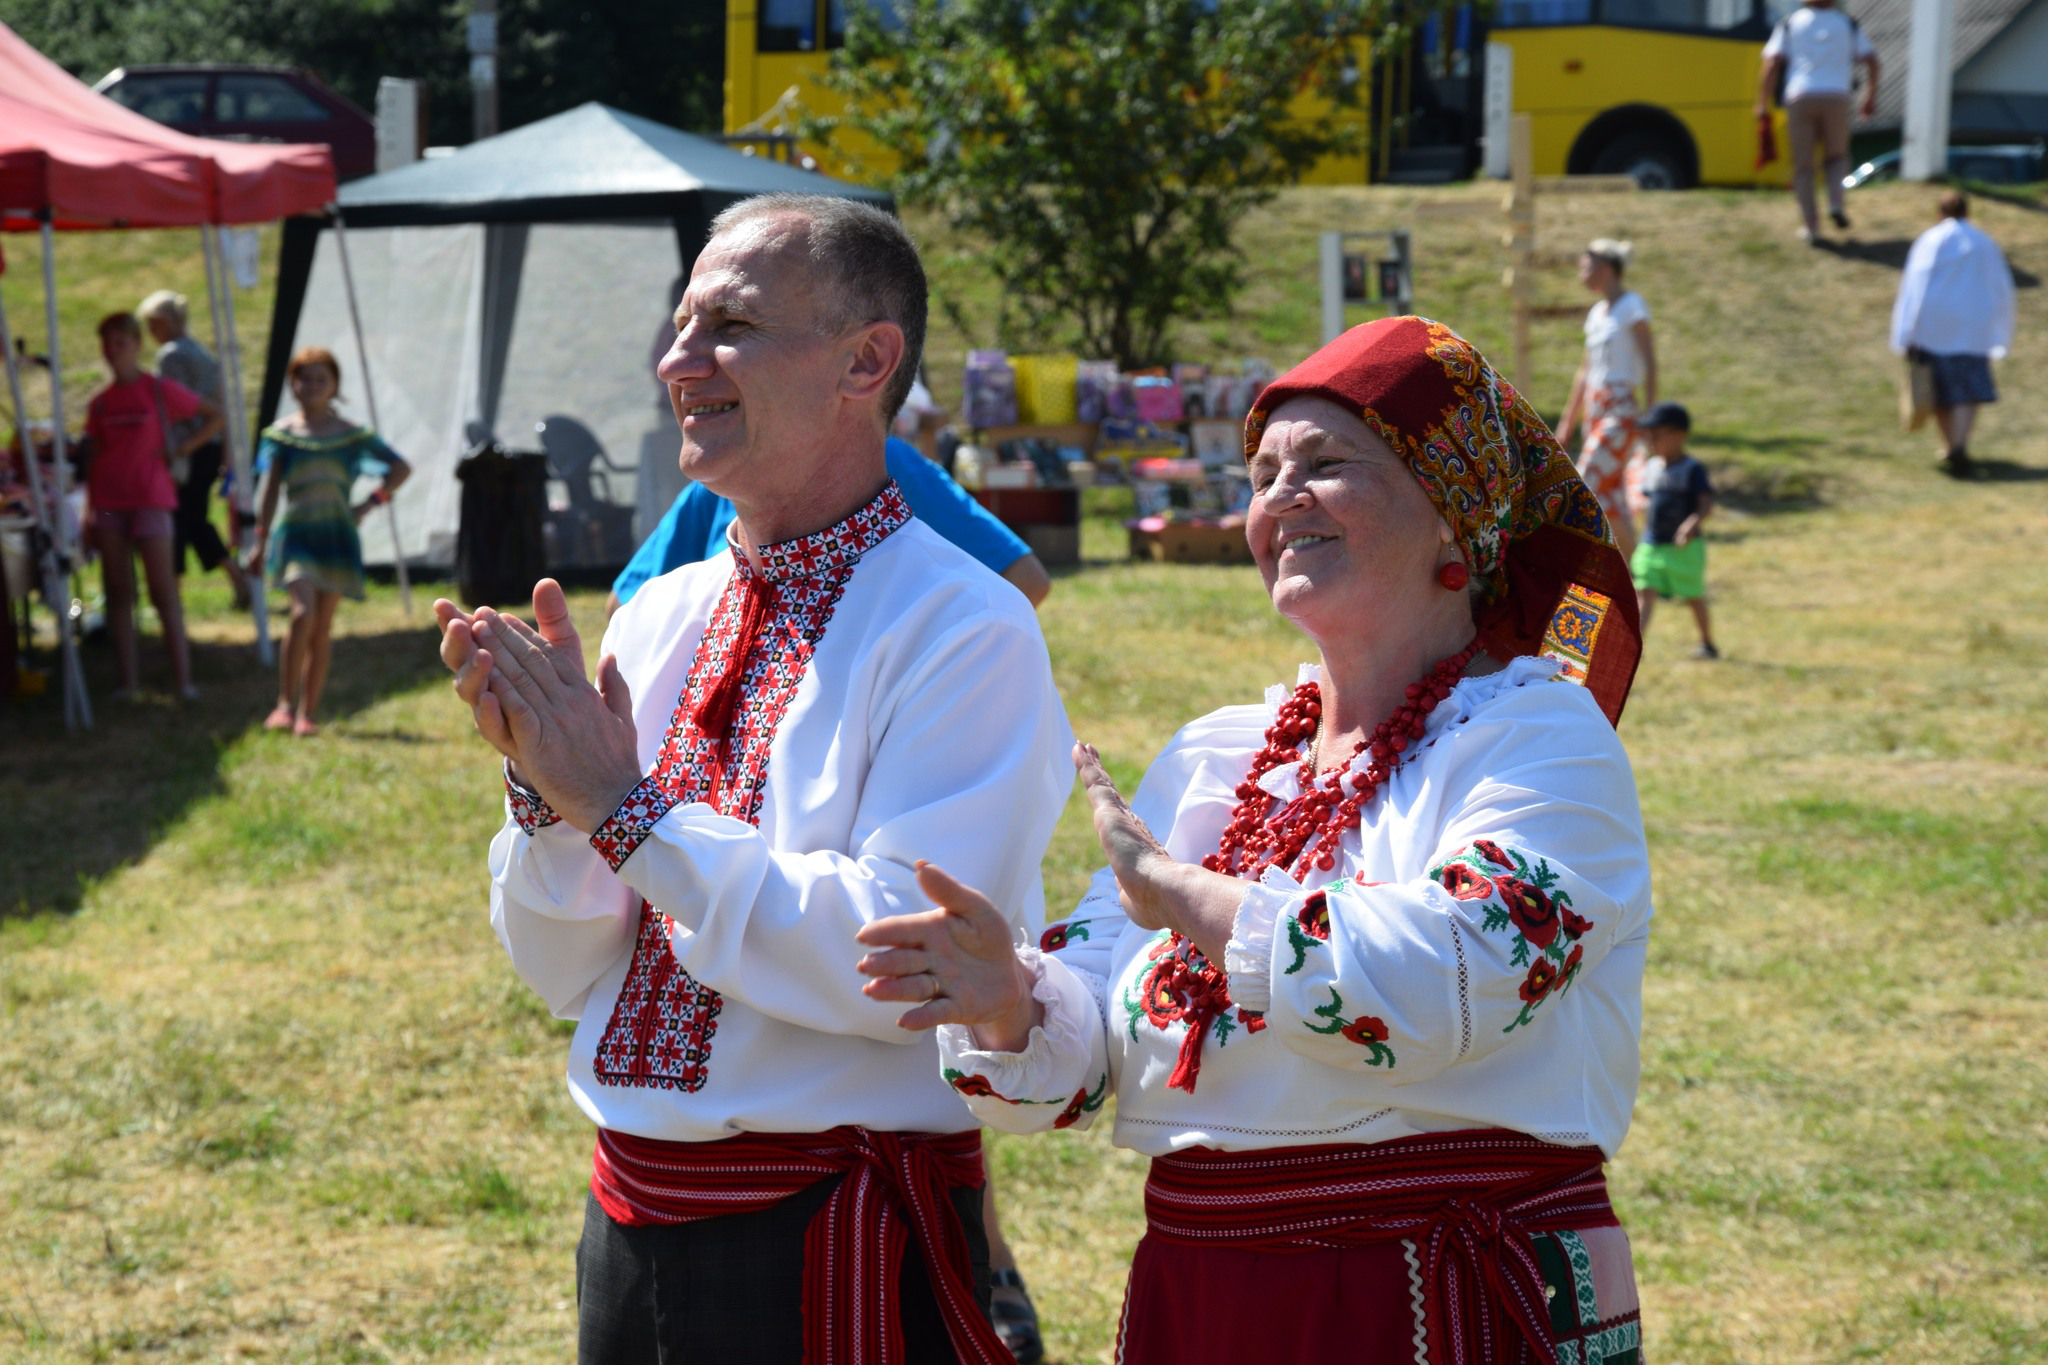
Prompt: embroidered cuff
<box><xmin>1223</xmin><ymin>882</ymin><xmax>1292</xmax><ymax>1014</ymax></box>
<box><xmin>588</xmin><ymin>774</ymin><xmax>675</xmax><ymax>873</ymax></box>
<box><xmin>504</xmin><ymin>761</ymin><xmax>560</xmax><ymax>834</ymax></box>
<box><xmin>935</xmin><ymin>950</ymin><xmax>1090</xmax><ymax>1101</ymax></box>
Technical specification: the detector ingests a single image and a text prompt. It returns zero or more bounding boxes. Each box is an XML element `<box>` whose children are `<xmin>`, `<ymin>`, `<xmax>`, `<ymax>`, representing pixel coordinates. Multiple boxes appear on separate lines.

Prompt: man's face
<box><xmin>657</xmin><ymin>215</ymin><xmax>851</xmax><ymax>505</ymax></box>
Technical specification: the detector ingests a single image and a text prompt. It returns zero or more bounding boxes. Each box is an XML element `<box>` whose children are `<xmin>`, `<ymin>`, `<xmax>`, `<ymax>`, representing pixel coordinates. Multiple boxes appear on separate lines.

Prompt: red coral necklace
<box><xmin>1150</xmin><ymin>638</ymin><xmax>1480</xmax><ymax>1095</ymax></box>
<box><xmin>1204</xmin><ymin>637</ymin><xmax>1482</xmax><ymax>883</ymax></box>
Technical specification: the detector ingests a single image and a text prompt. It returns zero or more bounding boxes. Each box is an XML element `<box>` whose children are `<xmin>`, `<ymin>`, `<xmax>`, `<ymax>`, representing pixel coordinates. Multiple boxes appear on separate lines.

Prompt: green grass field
<box><xmin>3</xmin><ymin>180</ymin><xmax>2045</xmax><ymax>1361</ymax></box>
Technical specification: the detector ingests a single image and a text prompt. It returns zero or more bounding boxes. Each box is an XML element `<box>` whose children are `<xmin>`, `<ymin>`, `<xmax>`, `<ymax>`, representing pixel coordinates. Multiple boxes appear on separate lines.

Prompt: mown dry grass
<box><xmin>3</xmin><ymin>180</ymin><xmax>2045</xmax><ymax>1361</ymax></box>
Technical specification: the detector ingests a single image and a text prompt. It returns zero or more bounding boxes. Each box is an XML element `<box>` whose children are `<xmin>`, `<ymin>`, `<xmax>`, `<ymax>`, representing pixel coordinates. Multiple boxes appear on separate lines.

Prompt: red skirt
<box><xmin>1114</xmin><ymin>1130</ymin><xmax>1644</xmax><ymax>1365</ymax></box>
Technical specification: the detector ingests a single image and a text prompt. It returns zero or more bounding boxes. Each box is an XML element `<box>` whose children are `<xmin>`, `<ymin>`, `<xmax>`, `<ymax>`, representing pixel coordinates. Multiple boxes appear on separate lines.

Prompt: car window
<box><xmin>216</xmin><ymin>74</ymin><xmax>331</xmax><ymax>123</ymax></box>
<box><xmin>1494</xmin><ymin>0</ymin><xmax>1596</xmax><ymax>25</ymax></box>
<box><xmin>105</xmin><ymin>73</ymin><xmax>209</xmax><ymax>124</ymax></box>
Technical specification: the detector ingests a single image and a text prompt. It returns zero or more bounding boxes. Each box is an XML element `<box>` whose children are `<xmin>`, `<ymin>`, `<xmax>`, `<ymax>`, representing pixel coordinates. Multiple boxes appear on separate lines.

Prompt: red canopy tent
<box><xmin>0</xmin><ymin>22</ymin><xmax>335</xmax><ymax>228</ymax></box>
<box><xmin>0</xmin><ymin>20</ymin><xmax>339</xmax><ymax>725</ymax></box>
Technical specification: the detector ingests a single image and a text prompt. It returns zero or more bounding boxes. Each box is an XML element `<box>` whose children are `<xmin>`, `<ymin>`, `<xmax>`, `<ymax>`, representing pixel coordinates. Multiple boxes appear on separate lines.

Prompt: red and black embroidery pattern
<box><xmin>590</xmin><ymin>483</ymin><xmax>913</xmax><ymax>1091</ymax></box>
<box><xmin>1429</xmin><ymin>840</ymin><xmax>1596</xmax><ymax>1036</ymax></box>
<box><xmin>505</xmin><ymin>771</ymin><xmax>560</xmax><ymax>834</ymax></box>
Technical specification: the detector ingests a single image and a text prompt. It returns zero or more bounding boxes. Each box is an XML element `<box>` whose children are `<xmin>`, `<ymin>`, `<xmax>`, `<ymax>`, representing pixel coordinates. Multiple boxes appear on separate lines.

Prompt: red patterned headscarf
<box><xmin>1245</xmin><ymin>316</ymin><xmax>1641</xmax><ymax>724</ymax></box>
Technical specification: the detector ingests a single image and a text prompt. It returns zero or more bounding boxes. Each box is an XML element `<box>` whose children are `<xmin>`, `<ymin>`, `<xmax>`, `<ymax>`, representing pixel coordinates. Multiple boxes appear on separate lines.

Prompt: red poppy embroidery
<box><xmin>1497</xmin><ymin>876</ymin><xmax>1561</xmax><ymax>948</ymax></box>
<box><xmin>1040</xmin><ymin>920</ymin><xmax>1091</xmax><ymax>953</ymax></box>
<box><xmin>1051</xmin><ymin>1073</ymin><xmax>1109</xmax><ymax>1129</ymax></box>
<box><xmin>1473</xmin><ymin>839</ymin><xmax>1516</xmax><ymax>869</ymax></box>
<box><xmin>1305</xmin><ymin>985</ymin><xmax>1395</xmax><ymax>1067</ymax></box>
<box><xmin>1518</xmin><ymin>957</ymin><xmax>1560</xmax><ymax>1005</ymax></box>
<box><xmin>1297</xmin><ymin>891</ymin><xmax>1331</xmax><ymax>940</ymax></box>
<box><xmin>944</xmin><ymin>1069</ymin><xmax>999</xmax><ymax>1099</ymax></box>
<box><xmin>1561</xmin><ymin>907</ymin><xmax>1595</xmax><ymax>940</ymax></box>
<box><xmin>1440</xmin><ymin>862</ymin><xmax>1496</xmax><ymax>901</ymax></box>
<box><xmin>1340</xmin><ymin>1014</ymin><xmax>1390</xmax><ymax>1047</ymax></box>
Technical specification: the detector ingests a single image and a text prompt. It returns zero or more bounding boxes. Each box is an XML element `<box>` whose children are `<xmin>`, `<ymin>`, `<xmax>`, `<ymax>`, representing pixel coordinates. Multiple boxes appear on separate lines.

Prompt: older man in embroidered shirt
<box><xmin>435</xmin><ymin>194</ymin><xmax>1072</xmax><ymax>1364</ymax></box>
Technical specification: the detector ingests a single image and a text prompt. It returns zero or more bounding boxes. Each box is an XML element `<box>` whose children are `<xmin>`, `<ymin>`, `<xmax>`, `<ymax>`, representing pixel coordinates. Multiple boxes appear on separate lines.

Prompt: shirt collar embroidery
<box><xmin>726</xmin><ymin>480</ymin><xmax>914</xmax><ymax>584</ymax></box>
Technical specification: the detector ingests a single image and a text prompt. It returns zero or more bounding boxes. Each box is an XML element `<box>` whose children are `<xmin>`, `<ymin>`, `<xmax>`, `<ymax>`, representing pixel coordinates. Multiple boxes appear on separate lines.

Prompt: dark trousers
<box><xmin>173</xmin><ymin>440</ymin><xmax>230</xmax><ymax>574</ymax></box>
<box><xmin>575</xmin><ymin>1180</ymin><xmax>991</xmax><ymax>1364</ymax></box>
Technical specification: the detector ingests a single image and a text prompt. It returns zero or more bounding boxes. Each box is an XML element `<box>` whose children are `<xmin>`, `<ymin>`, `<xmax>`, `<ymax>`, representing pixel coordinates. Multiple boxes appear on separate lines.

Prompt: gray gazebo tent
<box><xmin>261</xmin><ymin>103</ymin><xmax>891</xmax><ymax>571</ymax></box>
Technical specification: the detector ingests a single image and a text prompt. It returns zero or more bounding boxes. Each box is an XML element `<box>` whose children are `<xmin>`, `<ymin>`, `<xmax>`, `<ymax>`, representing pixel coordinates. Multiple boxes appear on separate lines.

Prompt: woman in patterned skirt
<box><xmin>1554</xmin><ymin>239</ymin><xmax>1656</xmax><ymax>559</ymax></box>
<box><xmin>860</xmin><ymin>317</ymin><xmax>1653</xmax><ymax>1364</ymax></box>
<box><xmin>251</xmin><ymin>347</ymin><xmax>409</xmax><ymax>737</ymax></box>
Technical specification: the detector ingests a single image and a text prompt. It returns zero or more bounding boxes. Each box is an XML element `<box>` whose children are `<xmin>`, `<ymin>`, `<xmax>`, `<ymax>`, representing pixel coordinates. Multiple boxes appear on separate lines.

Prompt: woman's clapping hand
<box><xmin>856</xmin><ymin>863</ymin><xmax>1041</xmax><ymax>1051</ymax></box>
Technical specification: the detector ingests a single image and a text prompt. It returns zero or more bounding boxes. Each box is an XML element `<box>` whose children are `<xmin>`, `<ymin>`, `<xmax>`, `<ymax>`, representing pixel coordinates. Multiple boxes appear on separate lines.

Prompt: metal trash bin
<box><xmin>455</xmin><ymin>440</ymin><xmax>549</xmax><ymax>608</ymax></box>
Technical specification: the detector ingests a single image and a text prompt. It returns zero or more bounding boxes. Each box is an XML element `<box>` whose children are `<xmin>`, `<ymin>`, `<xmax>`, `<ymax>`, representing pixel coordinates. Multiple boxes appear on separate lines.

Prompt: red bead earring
<box><xmin>1437</xmin><ymin>561</ymin><xmax>1469</xmax><ymax>592</ymax></box>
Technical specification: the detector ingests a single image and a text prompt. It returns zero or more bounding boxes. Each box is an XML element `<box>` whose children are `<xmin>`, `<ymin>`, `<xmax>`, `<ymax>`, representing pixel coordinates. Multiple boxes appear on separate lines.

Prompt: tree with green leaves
<box><xmin>809</xmin><ymin>0</ymin><xmax>1378</xmax><ymax>368</ymax></box>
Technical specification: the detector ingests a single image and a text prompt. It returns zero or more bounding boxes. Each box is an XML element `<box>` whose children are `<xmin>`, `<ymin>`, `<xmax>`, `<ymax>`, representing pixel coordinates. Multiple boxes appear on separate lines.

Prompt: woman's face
<box><xmin>1247</xmin><ymin>396</ymin><xmax>1451</xmax><ymax>639</ymax></box>
<box><xmin>144</xmin><ymin>314</ymin><xmax>178</xmax><ymax>345</ymax></box>
<box><xmin>290</xmin><ymin>362</ymin><xmax>338</xmax><ymax>411</ymax></box>
<box><xmin>1578</xmin><ymin>253</ymin><xmax>1615</xmax><ymax>292</ymax></box>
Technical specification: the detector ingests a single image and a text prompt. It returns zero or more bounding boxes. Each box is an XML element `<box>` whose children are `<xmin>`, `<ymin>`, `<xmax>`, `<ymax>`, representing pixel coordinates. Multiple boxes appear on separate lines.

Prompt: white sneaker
<box><xmin>1796</xmin><ymin>226</ymin><xmax>1816</xmax><ymax>245</ymax></box>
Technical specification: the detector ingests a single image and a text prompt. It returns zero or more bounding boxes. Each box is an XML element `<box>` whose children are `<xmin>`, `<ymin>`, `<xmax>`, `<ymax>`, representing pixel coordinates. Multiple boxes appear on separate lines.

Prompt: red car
<box><xmin>92</xmin><ymin>64</ymin><xmax>376</xmax><ymax>180</ymax></box>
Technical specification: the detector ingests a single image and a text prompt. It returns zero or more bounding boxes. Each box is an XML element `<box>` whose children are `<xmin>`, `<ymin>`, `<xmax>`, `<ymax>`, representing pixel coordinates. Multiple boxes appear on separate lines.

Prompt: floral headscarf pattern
<box><xmin>1245</xmin><ymin>316</ymin><xmax>1641</xmax><ymax>724</ymax></box>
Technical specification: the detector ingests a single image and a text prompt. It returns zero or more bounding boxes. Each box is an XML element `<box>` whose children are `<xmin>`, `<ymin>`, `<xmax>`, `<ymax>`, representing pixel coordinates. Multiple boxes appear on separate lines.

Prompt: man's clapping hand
<box><xmin>434</xmin><ymin>579</ymin><xmax>644</xmax><ymax>832</ymax></box>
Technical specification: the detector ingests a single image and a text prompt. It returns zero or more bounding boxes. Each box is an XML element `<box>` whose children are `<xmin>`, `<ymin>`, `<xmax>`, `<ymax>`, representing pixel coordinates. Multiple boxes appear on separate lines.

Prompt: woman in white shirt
<box><xmin>1556</xmin><ymin>238</ymin><xmax>1655</xmax><ymax>558</ymax></box>
<box><xmin>858</xmin><ymin>316</ymin><xmax>1652</xmax><ymax>1365</ymax></box>
<box><xmin>1891</xmin><ymin>191</ymin><xmax>2015</xmax><ymax>479</ymax></box>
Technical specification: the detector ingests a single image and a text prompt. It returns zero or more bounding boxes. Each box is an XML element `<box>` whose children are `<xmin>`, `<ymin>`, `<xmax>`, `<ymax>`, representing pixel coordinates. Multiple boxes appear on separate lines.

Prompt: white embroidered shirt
<box><xmin>937</xmin><ymin>656</ymin><xmax>1652</xmax><ymax>1158</ymax></box>
<box><xmin>492</xmin><ymin>482</ymin><xmax>1074</xmax><ymax>1142</ymax></box>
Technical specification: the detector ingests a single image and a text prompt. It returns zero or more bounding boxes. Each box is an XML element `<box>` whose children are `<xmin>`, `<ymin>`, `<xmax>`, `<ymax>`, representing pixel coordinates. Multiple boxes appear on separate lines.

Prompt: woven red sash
<box><xmin>592</xmin><ymin>1126</ymin><xmax>1012</xmax><ymax>1365</ymax></box>
<box><xmin>1142</xmin><ymin>1129</ymin><xmax>1617</xmax><ymax>1365</ymax></box>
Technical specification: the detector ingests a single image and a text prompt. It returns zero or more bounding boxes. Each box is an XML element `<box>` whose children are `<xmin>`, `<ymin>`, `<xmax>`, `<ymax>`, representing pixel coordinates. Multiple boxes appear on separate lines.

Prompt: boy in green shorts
<box><xmin>1631</xmin><ymin>402</ymin><xmax>1719</xmax><ymax>659</ymax></box>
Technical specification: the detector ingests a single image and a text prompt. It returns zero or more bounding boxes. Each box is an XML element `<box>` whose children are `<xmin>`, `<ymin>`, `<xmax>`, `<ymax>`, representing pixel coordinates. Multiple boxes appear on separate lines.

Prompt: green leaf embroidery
<box><xmin>1305</xmin><ymin>985</ymin><xmax>1349</xmax><ymax>1036</ymax></box>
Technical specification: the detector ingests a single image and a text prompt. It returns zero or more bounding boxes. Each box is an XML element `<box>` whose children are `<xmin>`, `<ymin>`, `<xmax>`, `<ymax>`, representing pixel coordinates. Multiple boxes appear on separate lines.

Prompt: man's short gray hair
<box><xmin>710</xmin><ymin>193</ymin><xmax>927</xmax><ymax>424</ymax></box>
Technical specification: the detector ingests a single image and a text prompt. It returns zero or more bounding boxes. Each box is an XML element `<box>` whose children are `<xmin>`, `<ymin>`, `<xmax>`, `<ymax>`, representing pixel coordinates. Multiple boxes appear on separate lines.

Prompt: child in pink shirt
<box><xmin>80</xmin><ymin>312</ymin><xmax>223</xmax><ymax>700</ymax></box>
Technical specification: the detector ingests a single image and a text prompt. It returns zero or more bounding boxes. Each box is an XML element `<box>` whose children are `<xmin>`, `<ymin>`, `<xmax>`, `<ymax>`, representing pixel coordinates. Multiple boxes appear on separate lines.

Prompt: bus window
<box><xmin>827</xmin><ymin>0</ymin><xmax>910</xmax><ymax>47</ymax></box>
<box><xmin>1494</xmin><ymin>0</ymin><xmax>1595</xmax><ymax>27</ymax></box>
<box><xmin>1599</xmin><ymin>0</ymin><xmax>1755</xmax><ymax>32</ymax></box>
<box><xmin>761</xmin><ymin>0</ymin><xmax>819</xmax><ymax>52</ymax></box>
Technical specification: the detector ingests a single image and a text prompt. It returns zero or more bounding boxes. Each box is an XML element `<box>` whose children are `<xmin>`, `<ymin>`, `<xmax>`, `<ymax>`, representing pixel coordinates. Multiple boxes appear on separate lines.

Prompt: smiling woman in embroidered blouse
<box><xmin>858</xmin><ymin>316</ymin><xmax>1653</xmax><ymax>1364</ymax></box>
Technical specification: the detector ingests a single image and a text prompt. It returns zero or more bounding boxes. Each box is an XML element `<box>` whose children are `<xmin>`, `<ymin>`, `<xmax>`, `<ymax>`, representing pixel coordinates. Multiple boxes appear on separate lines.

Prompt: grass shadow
<box><xmin>1697</xmin><ymin>428</ymin><xmax>1832</xmax><ymax>513</ymax></box>
<box><xmin>1818</xmin><ymin>234</ymin><xmax>2041</xmax><ymax>287</ymax></box>
<box><xmin>1967</xmin><ymin>457</ymin><xmax>2048</xmax><ymax>483</ymax></box>
<box><xmin>0</xmin><ymin>622</ymin><xmax>442</xmax><ymax>920</ymax></box>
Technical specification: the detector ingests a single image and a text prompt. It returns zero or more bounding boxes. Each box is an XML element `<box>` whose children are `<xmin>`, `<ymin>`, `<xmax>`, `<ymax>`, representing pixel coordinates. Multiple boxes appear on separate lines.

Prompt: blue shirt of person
<box><xmin>612</xmin><ymin>437</ymin><xmax>1031</xmax><ymax>606</ymax></box>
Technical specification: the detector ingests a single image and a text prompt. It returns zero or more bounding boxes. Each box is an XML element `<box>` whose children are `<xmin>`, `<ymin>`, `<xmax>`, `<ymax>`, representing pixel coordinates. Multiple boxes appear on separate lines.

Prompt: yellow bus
<box><xmin>724</xmin><ymin>0</ymin><xmax>1791</xmax><ymax>189</ymax></box>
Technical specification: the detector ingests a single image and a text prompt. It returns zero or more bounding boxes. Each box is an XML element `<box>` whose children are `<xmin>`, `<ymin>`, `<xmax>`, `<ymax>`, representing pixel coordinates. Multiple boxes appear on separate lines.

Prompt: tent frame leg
<box><xmin>330</xmin><ymin>210</ymin><xmax>413</xmax><ymax>614</ymax></box>
<box><xmin>0</xmin><ymin>275</ymin><xmax>89</xmax><ymax>730</ymax></box>
<box><xmin>35</xmin><ymin>217</ymin><xmax>91</xmax><ymax>730</ymax></box>
<box><xmin>204</xmin><ymin>226</ymin><xmax>273</xmax><ymax>665</ymax></box>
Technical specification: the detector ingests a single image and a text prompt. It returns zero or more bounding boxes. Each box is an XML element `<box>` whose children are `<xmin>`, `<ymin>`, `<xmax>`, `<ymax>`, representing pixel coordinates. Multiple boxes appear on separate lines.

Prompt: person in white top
<box><xmin>1892</xmin><ymin>190</ymin><xmax>2016</xmax><ymax>478</ymax></box>
<box><xmin>433</xmin><ymin>193</ymin><xmax>1072</xmax><ymax>1365</ymax></box>
<box><xmin>858</xmin><ymin>316</ymin><xmax>1652</xmax><ymax>1364</ymax></box>
<box><xmin>1556</xmin><ymin>238</ymin><xmax>1655</xmax><ymax>559</ymax></box>
<box><xmin>1758</xmin><ymin>0</ymin><xmax>1878</xmax><ymax>242</ymax></box>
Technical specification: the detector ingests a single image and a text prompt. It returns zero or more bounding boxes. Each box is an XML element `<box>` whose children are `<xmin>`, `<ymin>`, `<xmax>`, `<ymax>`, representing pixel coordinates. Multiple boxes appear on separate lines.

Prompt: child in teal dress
<box><xmin>251</xmin><ymin>347</ymin><xmax>409</xmax><ymax>736</ymax></box>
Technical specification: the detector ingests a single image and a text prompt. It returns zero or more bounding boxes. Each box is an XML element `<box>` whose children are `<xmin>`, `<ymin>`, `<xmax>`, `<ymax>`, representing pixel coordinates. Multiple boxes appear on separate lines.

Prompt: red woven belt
<box><xmin>592</xmin><ymin>1125</ymin><xmax>1012</xmax><ymax>1365</ymax></box>
<box><xmin>1143</xmin><ymin>1128</ymin><xmax>1617</xmax><ymax>1365</ymax></box>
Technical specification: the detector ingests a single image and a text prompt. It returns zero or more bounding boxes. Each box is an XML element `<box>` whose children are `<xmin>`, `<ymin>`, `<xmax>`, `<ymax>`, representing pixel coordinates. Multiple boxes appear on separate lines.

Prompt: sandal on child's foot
<box><xmin>292</xmin><ymin>716</ymin><xmax>320</xmax><ymax>738</ymax></box>
<box><xmin>989</xmin><ymin>1268</ymin><xmax>1045</xmax><ymax>1365</ymax></box>
<box><xmin>265</xmin><ymin>703</ymin><xmax>296</xmax><ymax>731</ymax></box>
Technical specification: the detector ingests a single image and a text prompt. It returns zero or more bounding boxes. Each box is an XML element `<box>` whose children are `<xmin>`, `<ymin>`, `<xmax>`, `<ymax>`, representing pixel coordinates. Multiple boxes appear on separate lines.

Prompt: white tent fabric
<box><xmin>289</xmin><ymin>219</ymin><xmax>685</xmax><ymax>568</ymax></box>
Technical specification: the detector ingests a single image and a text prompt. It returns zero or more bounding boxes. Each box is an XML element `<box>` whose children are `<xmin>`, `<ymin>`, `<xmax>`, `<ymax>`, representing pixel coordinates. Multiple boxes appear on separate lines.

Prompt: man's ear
<box><xmin>841</xmin><ymin>320</ymin><xmax>907</xmax><ymax>407</ymax></box>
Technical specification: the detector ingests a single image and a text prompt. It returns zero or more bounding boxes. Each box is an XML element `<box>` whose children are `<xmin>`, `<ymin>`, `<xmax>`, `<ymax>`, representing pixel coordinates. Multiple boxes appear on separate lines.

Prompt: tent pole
<box><xmin>329</xmin><ymin>209</ymin><xmax>412</xmax><ymax>614</ymax></box>
<box><xmin>203</xmin><ymin>227</ymin><xmax>273</xmax><ymax>665</ymax></box>
<box><xmin>1</xmin><ymin>285</ymin><xmax>88</xmax><ymax>730</ymax></box>
<box><xmin>36</xmin><ymin>216</ymin><xmax>91</xmax><ymax>730</ymax></box>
